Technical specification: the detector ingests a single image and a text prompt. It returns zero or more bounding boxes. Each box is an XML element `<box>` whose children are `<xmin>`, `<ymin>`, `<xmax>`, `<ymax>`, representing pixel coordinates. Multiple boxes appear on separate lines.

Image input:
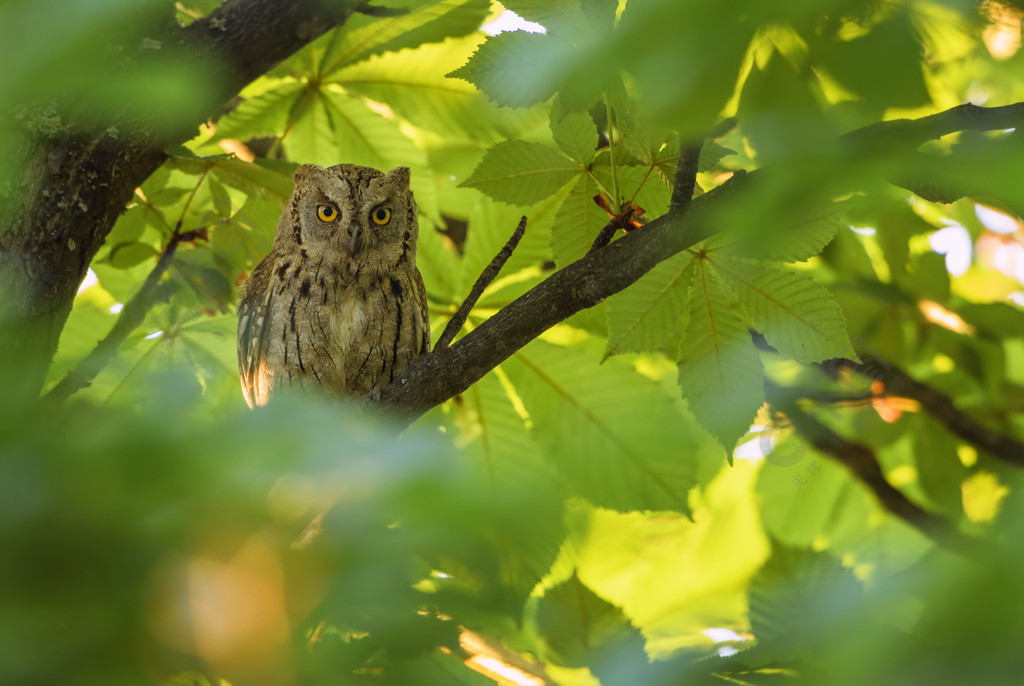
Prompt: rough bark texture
<box><xmin>0</xmin><ymin>0</ymin><xmax>362</xmax><ymax>399</ymax></box>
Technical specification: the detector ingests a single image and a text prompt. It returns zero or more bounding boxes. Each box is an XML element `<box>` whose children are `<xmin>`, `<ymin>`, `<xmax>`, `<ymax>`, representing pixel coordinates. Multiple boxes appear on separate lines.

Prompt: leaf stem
<box><xmin>605</xmin><ymin>96</ymin><xmax>620</xmax><ymax>212</ymax></box>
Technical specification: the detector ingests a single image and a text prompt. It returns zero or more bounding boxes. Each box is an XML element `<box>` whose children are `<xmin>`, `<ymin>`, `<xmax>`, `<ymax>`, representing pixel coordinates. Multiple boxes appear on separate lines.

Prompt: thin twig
<box><xmin>670</xmin><ymin>140</ymin><xmax>703</xmax><ymax>212</ymax></box>
<box><xmin>588</xmin><ymin>217</ymin><xmax>622</xmax><ymax>253</ymax></box>
<box><xmin>835</xmin><ymin>353</ymin><xmax>1024</xmax><ymax>467</ymax></box>
<box><xmin>604</xmin><ymin>97</ymin><xmax>620</xmax><ymax>212</ymax></box>
<box><xmin>765</xmin><ymin>382</ymin><xmax>980</xmax><ymax>555</ymax></box>
<box><xmin>434</xmin><ymin>216</ymin><xmax>527</xmax><ymax>350</ymax></box>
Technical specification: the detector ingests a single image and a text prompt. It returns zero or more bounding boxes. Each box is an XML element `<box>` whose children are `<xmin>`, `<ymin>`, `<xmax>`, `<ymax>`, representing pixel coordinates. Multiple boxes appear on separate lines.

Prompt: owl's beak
<box><xmin>344</xmin><ymin>221</ymin><xmax>363</xmax><ymax>255</ymax></box>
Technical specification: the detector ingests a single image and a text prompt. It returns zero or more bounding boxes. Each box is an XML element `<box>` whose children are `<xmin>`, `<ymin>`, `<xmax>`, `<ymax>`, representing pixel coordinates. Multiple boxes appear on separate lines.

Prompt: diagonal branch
<box><xmin>842</xmin><ymin>101</ymin><xmax>1024</xmax><ymax>148</ymax></box>
<box><xmin>764</xmin><ymin>382</ymin><xmax>980</xmax><ymax>555</ymax></box>
<box><xmin>836</xmin><ymin>353</ymin><xmax>1024</xmax><ymax>467</ymax></box>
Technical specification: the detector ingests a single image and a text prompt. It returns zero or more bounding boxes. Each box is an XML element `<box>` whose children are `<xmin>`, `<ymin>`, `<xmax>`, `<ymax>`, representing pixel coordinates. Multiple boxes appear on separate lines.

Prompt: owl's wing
<box><xmin>237</xmin><ymin>254</ymin><xmax>276</xmax><ymax>409</ymax></box>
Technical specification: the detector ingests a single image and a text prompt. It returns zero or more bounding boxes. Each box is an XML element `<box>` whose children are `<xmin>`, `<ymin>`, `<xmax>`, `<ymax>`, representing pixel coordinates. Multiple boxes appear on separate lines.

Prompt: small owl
<box><xmin>237</xmin><ymin>163</ymin><xmax>429</xmax><ymax>408</ymax></box>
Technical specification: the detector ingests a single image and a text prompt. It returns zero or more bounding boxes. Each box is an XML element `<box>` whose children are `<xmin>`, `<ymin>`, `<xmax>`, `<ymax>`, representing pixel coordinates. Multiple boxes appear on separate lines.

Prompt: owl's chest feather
<box><xmin>272</xmin><ymin>261</ymin><xmax>419</xmax><ymax>395</ymax></box>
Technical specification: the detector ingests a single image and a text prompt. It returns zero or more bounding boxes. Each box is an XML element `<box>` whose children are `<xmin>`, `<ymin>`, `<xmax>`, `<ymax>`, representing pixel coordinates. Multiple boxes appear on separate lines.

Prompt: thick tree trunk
<box><xmin>0</xmin><ymin>0</ymin><xmax>361</xmax><ymax>399</ymax></box>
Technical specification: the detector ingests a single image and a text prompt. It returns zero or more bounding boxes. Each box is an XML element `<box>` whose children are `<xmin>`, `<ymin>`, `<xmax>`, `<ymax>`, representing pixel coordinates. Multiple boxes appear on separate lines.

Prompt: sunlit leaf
<box><xmin>504</xmin><ymin>340</ymin><xmax>706</xmax><ymax>514</ymax></box>
<box><xmin>319</xmin><ymin>0</ymin><xmax>490</xmax><ymax>76</ymax></box>
<box><xmin>461</xmin><ymin>140</ymin><xmax>579</xmax><ymax>206</ymax></box>
<box><xmin>605</xmin><ymin>251</ymin><xmax>694</xmax><ymax>358</ymax></box>
<box><xmin>677</xmin><ymin>259</ymin><xmax>765</xmax><ymax>451</ymax></box>
<box><xmin>713</xmin><ymin>257</ymin><xmax>855</xmax><ymax>363</ymax></box>
<box><xmin>447</xmin><ymin>31</ymin><xmax>571</xmax><ymax>108</ymax></box>
<box><xmin>550</xmin><ymin>104</ymin><xmax>597</xmax><ymax>165</ymax></box>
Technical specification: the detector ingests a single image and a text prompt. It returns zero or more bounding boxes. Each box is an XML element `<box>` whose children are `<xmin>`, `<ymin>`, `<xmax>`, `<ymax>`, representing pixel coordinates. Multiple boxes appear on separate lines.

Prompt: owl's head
<box><xmin>276</xmin><ymin>163</ymin><xmax>418</xmax><ymax>268</ymax></box>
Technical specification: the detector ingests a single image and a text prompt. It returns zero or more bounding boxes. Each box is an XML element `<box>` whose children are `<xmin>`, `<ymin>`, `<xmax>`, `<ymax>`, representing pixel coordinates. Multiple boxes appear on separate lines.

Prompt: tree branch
<box><xmin>435</xmin><ymin>216</ymin><xmax>527</xmax><ymax>350</ymax></box>
<box><xmin>377</xmin><ymin>102</ymin><xmax>1024</xmax><ymax>423</ymax></box>
<box><xmin>42</xmin><ymin>232</ymin><xmax>185</xmax><ymax>405</ymax></box>
<box><xmin>836</xmin><ymin>353</ymin><xmax>1024</xmax><ymax>467</ymax></box>
<box><xmin>0</xmin><ymin>0</ymin><xmax>365</xmax><ymax>399</ymax></box>
<box><xmin>670</xmin><ymin>140</ymin><xmax>703</xmax><ymax>211</ymax></box>
<box><xmin>842</xmin><ymin>101</ymin><xmax>1024</xmax><ymax>149</ymax></box>
<box><xmin>764</xmin><ymin>382</ymin><xmax>979</xmax><ymax>555</ymax></box>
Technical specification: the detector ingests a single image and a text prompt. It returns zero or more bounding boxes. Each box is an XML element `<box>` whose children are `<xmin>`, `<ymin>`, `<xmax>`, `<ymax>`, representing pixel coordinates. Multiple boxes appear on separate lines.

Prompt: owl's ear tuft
<box><xmin>385</xmin><ymin>166</ymin><xmax>411</xmax><ymax>187</ymax></box>
<box><xmin>293</xmin><ymin>164</ymin><xmax>323</xmax><ymax>185</ymax></box>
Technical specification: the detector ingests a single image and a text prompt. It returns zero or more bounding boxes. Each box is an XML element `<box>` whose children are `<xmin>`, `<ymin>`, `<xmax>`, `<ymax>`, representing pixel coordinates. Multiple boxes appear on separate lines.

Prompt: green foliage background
<box><xmin>3</xmin><ymin>0</ymin><xmax>1024</xmax><ymax>684</ymax></box>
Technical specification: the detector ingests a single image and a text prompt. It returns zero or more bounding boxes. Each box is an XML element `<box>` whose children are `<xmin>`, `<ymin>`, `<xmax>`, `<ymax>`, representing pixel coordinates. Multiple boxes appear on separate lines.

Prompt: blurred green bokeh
<box><xmin>4</xmin><ymin>0</ymin><xmax>1024</xmax><ymax>684</ymax></box>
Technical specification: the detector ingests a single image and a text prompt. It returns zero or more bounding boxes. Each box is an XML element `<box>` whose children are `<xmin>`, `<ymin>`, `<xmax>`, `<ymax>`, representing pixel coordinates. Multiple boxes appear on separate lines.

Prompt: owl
<box><xmin>237</xmin><ymin>163</ymin><xmax>430</xmax><ymax>408</ymax></box>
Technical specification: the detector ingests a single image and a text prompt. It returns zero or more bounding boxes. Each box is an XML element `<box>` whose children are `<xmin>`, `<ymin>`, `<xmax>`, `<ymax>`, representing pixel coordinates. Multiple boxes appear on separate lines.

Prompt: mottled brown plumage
<box><xmin>237</xmin><ymin>163</ymin><xmax>429</xmax><ymax>408</ymax></box>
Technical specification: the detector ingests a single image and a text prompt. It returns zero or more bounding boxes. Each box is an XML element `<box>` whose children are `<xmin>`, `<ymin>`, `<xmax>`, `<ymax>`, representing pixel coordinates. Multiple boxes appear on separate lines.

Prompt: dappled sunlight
<box><xmin>460</xmin><ymin>630</ymin><xmax>546</xmax><ymax>686</ymax></box>
<box><xmin>983</xmin><ymin>1</ymin><xmax>1023</xmax><ymax>60</ymax></box>
<box><xmin>929</xmin><ymin>224</ymin><xmax>972</xmax><ymax>276</ymax></box>
<box><xmin>7</xmin><ymin>0</ymin><xmax>1024</xmax><ymax>684</ymax></box>
<box><xmin>962</xmin><ymin>471</ymin><xmax>1010</xmax><ymax>523</ymax></box>
<box><xmin>918</xmin><ymin>299</ymin><xmax>975</xmax><ymax>335</ymax></box>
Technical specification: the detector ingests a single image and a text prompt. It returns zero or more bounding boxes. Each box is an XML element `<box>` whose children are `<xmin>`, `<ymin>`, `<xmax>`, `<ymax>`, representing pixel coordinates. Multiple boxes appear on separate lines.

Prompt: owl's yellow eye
<box><xmin>317</xmin><ymin>204</ymin><xmax>339</xmax><ymax>222</ymax></box>
<box><xmin>371</xmin><ymin>207</ymin><xmax>391</xmax><ymax>226</ymax></box>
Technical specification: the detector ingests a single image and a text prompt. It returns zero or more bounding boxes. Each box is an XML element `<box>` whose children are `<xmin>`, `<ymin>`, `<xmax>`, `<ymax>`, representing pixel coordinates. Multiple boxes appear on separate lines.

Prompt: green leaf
<box><xmin>748</xmin><ymin>545</ymin><xmax>864</xmax><ymax>663</ymax></box>
<box><xmin>106</xmin><ymin>204</ymin><xmax>156</xmax><ymax>248</ymax></box>
<box><xmin>614</xmin><ymin>1</ymin><xmax>757</xmax><ymax>136</ymax></box>
<box><xmin>566</xmin><ymin>469</ymin><xmax>769</xmax><ymax>658</ymax></box>
<box><xmin>738</xmin><ymin>52</ymin><xmax>835</xmax><ymax>164</ymax></box>
<box><xmin>171</xmin><ymin>253</ymin><xmax>233</xmax><ymax>314</ymax></box>
<box><xmin>715</xmin><ymin>203</ymin><xmax>845</xmax><ymax>263</ymax></box>
<box><xmin>607</xmin><ymin>81</ymin><xmax>678</xmax><ymax>175</ymax></box>
<box><xmin>213</xmin><ymin>80</ymin><xmax>303</xmax><ymax>141</ymax></box>
<box><xmin>814</xmin><ymin>14</ymin><xmax>931</xmax><ymax>110</ymax></box>
<box><xmin>504</xmin><ymin>340</ymin><xmax>707</xmax><ymax>514</ymax></box>
<box><xmin>460</xmin><ymin>195</ymin><xmax>555</xmax><ymax>302</ymax></box>
<box><xmin>550</xmin><ymin>174</ymin><xmax>606</xmax><ymax>266</ymax></box>
<box><xmin>447</xmin><ymin>31</ymin><xmax>570</xmax><ymax>108</ymax></box>
<box><xmin>605</xmin><ymin>251</ymin><xmax>694</xmax><ymax>358</ymax></box>
<box><xmin>147</xmin><ymin>186</ymin><xmax>192</xmax><ymax>208</ymax></box>
<box><xmin>534</xmin><ymin>574</ymin><xmax>634</xmax><ymax>667</ymax></box>
<box><xmin>713</xmin><ymin>257</ymin><xmax>855</xmax><ymax>363</ymax></box>
<box><xmin>550</xmin><ymin>102</ymin><xmax>597</xmax><ymax>165</ymax></box>
<box><xmin>319</xmin><ymin>0</ymin><xmax>491</xmax><ymax>77</ymax></box>
<box><xmin>698</xmin><ymin>139</ymin><xmax>736</xmax><ymax>172</ymax></box>
<box><xmin>911</xmin><ymin>416</ymin><xmax>967</xmax><ymax>516</ymax></box>
<box><xmin>677</xmin><ymin>260</ymin><xmax>765</xmax><ymax>451</ymax></box>
<box><xmin>283</xmin><ymin>88</ymin><xmax>425</xmax><ymax>170</ymax></box>
<box><xmin>456</xmin><ymin>373</ymin><xmax>567</xmax><ymax>586</ymax></box>
<box><xmin>207</xmin><ymin>178</ymin><xmax>232</xmax><ymax>217</ymax></box>
<box><xmin>460</xmin><ymin>140</ymin><xmax>579</xmax><ymax>206</ymax></box>
<box><xmin>501</xmin><ymin>0</ymin><xmax>590</xmax><ymax>36</ymax></box>
<box><xmin>107</xmin><ymin>241</ymin><xmax>159</xmax><ymax>269</ymax></box>
<box><xmin>166</xmin><ymin>155</ymin><xmax>294</xmax><ymax>203</ymax></box>
<box><xmin>757</xmin><ymin>440</ymin><xmax>866</xmax><ymax>547</ymax></box>
<box><xmin>336</xmin><ymin>36</ymin><xmax>542</xmax><ymax>142</ymax></box>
